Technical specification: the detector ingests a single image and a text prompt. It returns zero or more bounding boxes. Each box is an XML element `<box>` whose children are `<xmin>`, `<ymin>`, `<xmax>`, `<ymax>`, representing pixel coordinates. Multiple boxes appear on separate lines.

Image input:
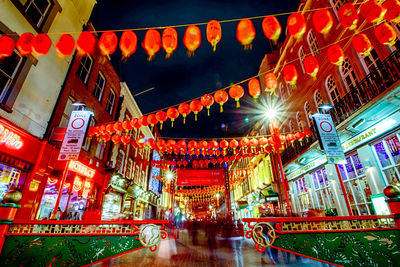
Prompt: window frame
<box><xmin>304</xmin><ymin>101</ymin><xmax>312</xmax><ymax>127</ymax></box>
<box><xmin>307</xmin><ymin>30</ymin><xmax>320</xmax><ymax>57</ymax></box>
<box><xmin>105</xmin><ymin>89</ymin><xmax>116</xmax><ymax>115</ymax></box>
<box><xmin>313</xmin><ymin>89</ymin><xmax>323</xmax><ymax>110</ymax></box>
<box><xmin>76</xmin><ymin>55</ymin><xmax>93</xmax><ymax>85</ymax></box>
<box><xmin>340</xmin><ymin>58</ymin><xmax>358</xmax><ymax>92</ymax></box>
<box><xmin>325</xmin><ymin>75</ymin><xmax>340</xmax><ymax>105</ymax></box>
<box><xmin>93</xmin><ymin>72</ymin><xmax>106</xmax><ymax>102</ymax></box>
<box><xmin>298</xmin><ymin>46</ymin><xmax>306</xmax><ymax>73</ymax></box>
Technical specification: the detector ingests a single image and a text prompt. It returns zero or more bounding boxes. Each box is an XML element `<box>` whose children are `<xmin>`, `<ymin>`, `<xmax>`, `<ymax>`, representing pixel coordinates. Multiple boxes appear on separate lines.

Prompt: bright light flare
<box><xmin>165</xmin><ymin>171</ymin><xmax>174</xmax><ymax>181</ymax></box>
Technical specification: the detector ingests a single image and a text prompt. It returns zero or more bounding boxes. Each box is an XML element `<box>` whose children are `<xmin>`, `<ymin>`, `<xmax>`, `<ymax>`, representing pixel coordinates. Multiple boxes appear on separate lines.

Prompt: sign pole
<box><xmin>50</xmin><ymin>160</ymin><xmax>69</xmax><ymax>219</ymax></box>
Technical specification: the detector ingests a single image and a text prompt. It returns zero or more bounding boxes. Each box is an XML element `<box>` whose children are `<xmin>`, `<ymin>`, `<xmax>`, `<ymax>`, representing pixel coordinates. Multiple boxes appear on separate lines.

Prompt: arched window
<box><xmin>296</xmin><ymin>112</ymin><xmax>303</xmax><ymax>130</ymax></box>
<box><xmin>289</xmin><ymin>120</ymin><xmax>295</xmax><ymax>133</ymax></box>
<box><xmin>314</xmin><ymin>89</ymin><xmax>323</xmax><ymax>109</ymax></box>
<box><xmin>298</xmin><ymin>46</ymin><xmax>306</xmax><ymax>73</ymax></box>
<box><xmin>307</xmin><ymin>30</ymin><xmax>320</xmax><ymax>56</ymax></box>
<box><xmin>325</xmin><ymin>75</ymin><xmax>340</xmax><ymax>105</ymax></box>
<box><xmin>359</xmin><ymin>48</ymin><xmax>382</xmax><ymax>74</ymax></box>
<box><xmin>329</xmin><ymin>0</ymin><xmax>346</xmax><ymax>20</ymax></box>
<box><xmin>304</xmin><ymin>101</ymin><xmax>312</xmax><ymax>127</ymax></box>
<box><xmin>340</xmin><ymin>58</ymin><xmax>358</xmax><ymax>91</ymax></box>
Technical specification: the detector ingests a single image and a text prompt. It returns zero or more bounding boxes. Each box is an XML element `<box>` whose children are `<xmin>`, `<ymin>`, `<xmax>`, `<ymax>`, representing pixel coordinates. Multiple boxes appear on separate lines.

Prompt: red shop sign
<box><xmin>177</xmin><ymin>169</ymin><xmax>225</xmax><ymax>186</ymax></box>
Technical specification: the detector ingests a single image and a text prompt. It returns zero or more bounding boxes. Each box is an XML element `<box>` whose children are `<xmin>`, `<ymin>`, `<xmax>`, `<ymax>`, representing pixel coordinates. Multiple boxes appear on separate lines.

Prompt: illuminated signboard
<box><xmin>68</xmin><ymin>161</ymin><xmax>95</xmax><ymax>178</ymax></box>
<box><xmin>0</xmin><ymin>124</ymin><xmax>23</xmax><ymax>149</ymax></box>
<box><xmin>149</xmin><ymin>151</ymin><xmax>162</xmax><ymax>195</ymax></box>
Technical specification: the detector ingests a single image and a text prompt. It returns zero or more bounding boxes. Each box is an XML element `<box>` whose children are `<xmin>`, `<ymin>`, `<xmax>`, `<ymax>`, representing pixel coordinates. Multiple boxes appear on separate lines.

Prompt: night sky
<box><xmin>90</xmin><ymin>0</ymin><xmax>300</xmax><ymax>139</ymax></box>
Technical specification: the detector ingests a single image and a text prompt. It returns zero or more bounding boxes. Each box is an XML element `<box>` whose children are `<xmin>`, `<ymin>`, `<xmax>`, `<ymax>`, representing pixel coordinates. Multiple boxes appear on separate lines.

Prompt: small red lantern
<box><xmin>190</xmin><ymin>100</ymin><xmax>203</xmax><ymax>121</ymax></box>
<box><xmin>198</xmin><ymin>140</ymin><xmax>208</xmax><ymax>150</ymax></box>
<box><xmin>236</xmin><ymin>19</ymin><xmax>256</xmax><ymax>50</ymax></box>
<box><xmin>99</xmin><ymin>31</ymin><xmax>118</xmax><ymax>56</ymax></box>
<box><xmin>229</xmin><ymin>139</ymin><xmax>239</xmax><ymax>149</ymax></box>
<box><xmin>248</xmin><ymin>78</ymin><xmax>261</xmax><ymax>100</ymax></box>
<box><xmin>375</xmin><ymin>23</ymin><xmax>397</xmax><ymax>46</ymax></box>
<box><xmin>303</xmin><ymin>129</ymin><xmax>313</xmax><ymax>137</ymax></box>
<box><xmin>206</xmin><ymin>20</ymin><xmax>222</xmax><ymax>52</ymax></box>
<box><xmin>178</xmin><ymin>103</ymin><xmax>191</xmax><ymax>124</ymax></box>
<box><xmin>16</xmin><ymin>33</ymin><xmax>34</xmax><ymax>56</ymax></box>
<box><xmin>327</xmin><ymin>45</ymin><xmax>345</xmax><ymax>65</ymax></box>
<box><xmin>55</xmin><ymin>34</ymin><xmax>75</xmax><ymax>57</ymax></box>
<box><xmin>229</xmin><ymin>84</ymin><xmax>244</xmax><ymax>108</ymax></box>
<box><xmin>139</xmin><ymin>115</ymin><xmax>149</xmax><ymax>127</ymax></box>
<box><xmin>264</xmin><ymin>72</ymin><xmax>277</xmax><ymax>92</ymax></box>
<box><xmin>156</xmin><ymin>111</ymin><xmax>168</xmax><ymax>130</ymax></box>
<box><xmin>295</xmin><ymin>131</ymin><xmax>305</xmax><ymax>141</ymax></box>
<box><xmin>201</xmin><ymin>94</ymin><xmax>214</xmax><ymax>116</ymax></box>
<box><xmin>360</xmin><ymin>0</ymin><xmax>386</xmax><ymax>24</ymax></box>
<box><xmin>0</xmin><ymin>35</ymin><xmax>15</xmax><ymax>58</ymax></box>
<box><xmin>121</xmin><ymin>135</ymin><xmax>131</xmax><ymax>145</ymax></box>
<box><xmin>214</xmin><ymin>90</ymin><xmax>228</xmax><ymax>112</ymax></box>
<box><xmin>113</xmin><ymin>122</ymin><xmax>123</xmax><ymax>133</ymax></box>
<box><xmin>177</xmin><ymin>140</ymin><xmax>187</xmax><ymax>151</ymax></box>
<box><xmin>157</xmin><ymin>139</ymin><xmax>167</xmax><ymax>150</ymax></box>
<box><xmin>111</xmin><ymin>134</ymin><xmax>121</xmax><ymax>144</ymax></box>
<box><xmin>283</xmin><ymin>64</ymin><xmax>298</xmax><ymax>86</ymax></box>
<box><xmin>147</xmin><ymin>114</ymin><xmax>158</xmax><ymax>128</ymax></box>
<box><xmin>249</xmin><ymin>138</ymin><xmax>258</xmax><ymax>147</ymax></box>
<box><xmin>162</xmin><ymin>27</ymin><xmax>178</xmax><ymax>58</ymax></box>
<box><xmin>119</xmin><ymin>30</ymin><xmax>137</xmax><ymax>60</ymax></box>
<box><xmin>167</xmin><ymin>107</ymin><xmax>179</xmax><ymax>127</ymax></box>
<box><xmin>262</xmin><ymin>16</ymin><xmax>281</xmax><ymax>43</ymax></box>
<box><xmin>352</xmin><ymin>34</ymin><xmax>372</xmax><ymax>56</ymax></box>
<box><xmin>338</xmin><ymin>3</ymin><xmax>359</xmax><ymax>30</ymax></box>
<box><xmin>304</xmin><ymin>56</ymin><xmax>319</xmax><ymax>78</ymax></box>
<box><xmin>167</xmin><ymin>139</ymin><xmax>177</xmax><ymax>149</ymax></box>
<box><xmin>183</xmin><ymin>25</ymin><xmax>201</xmax><ymax>56</ymax></box>
<box><xmin>76</xmin><ymin>31</ymin><xmax>96</xmax><ymax>55</ymax></box>
<box><xmin>220</xmin><ymin>140</ymin><xmax>229</xmax><ymax>150</ymax></box>
<box><xmin>122</xmin><ymin>120</ymin><xmax>133</xmax><ymax>131</ymax></box>
<box><xmin>208</xmin><ymin>140</ymin><xmax>219</xmax><ymax>150</ymax></box>
<box><xmin>383</xmin><ymin>0</ymin><xmax>400</xmax><ymax>23</ymax></box>
<box><xmin>32</xmin><ymin>34</ymin><xmax>52</xmax><ymax>56</ymax></box>
<box><xmin>101</xmin><ymin>134</ymin><xmax>111</xmax><ymax>143</ymax></box>
<box><xmin>143</xmin><ymin>29</ymin><xmax>161</xmax><ymax>61</ymax></box>
<box><xmin>240</xmin><ymin>137</ymin><xmax>249</xmax><ymax>148</ymax></box>
<box><xmin>130</xmin><ymin>118</ymin><xmax>139</xmax><ymax>130</ymax></box>
<box><xmin>106</xmin><ymin>124</ymin><xmax>114</xmax><ymax>134</ymax></box>
<box><xmin>287</xmin><ymin>13</ymin><xmax>306</xmax><ymax>39</ymax></box>
<box><xmin>188</xmin><ymin>140</ymin><xmax>198</xmax><ymax>150</ymax></box>
<box><xmin>312</xmin><ymin>9</ymin><xmax>333</xmax><ymax>35</ymax></box>
<box><xmin>259</xmin><ymin>137</ymin><xmax>268</xmax><ymax>147</ymax></box>
<box><xmin>286</xmin><ymin>133</ymin><xmax>296</xmax><ymax>143</ymax></box>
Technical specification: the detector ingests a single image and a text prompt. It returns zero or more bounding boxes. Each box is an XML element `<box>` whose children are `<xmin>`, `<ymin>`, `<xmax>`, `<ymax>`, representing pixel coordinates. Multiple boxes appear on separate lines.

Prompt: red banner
<box><xmin>177</xmin><ymin>169</ymin><xmax>225</xmax><ymax>186</ymax></box>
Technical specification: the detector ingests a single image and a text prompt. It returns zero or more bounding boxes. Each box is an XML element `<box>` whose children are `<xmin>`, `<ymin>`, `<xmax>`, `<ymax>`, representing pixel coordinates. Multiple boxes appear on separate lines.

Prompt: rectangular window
<box><xmin>24</xmin><ymin>0</ymin><xmax>51</xmax><ymax>28</ymax></box>
<box><xmin>82</xmin><ymin>117</ymin><xmax>95</xmax><ymax>151</ymax></box>
<box><xmin>93</xmin><ymin>73</ymin><xmax>106</xmax><ymax>102</ymax></box>
<box><xmin>59</xmin><ymin>97</ymin><xmax>75</xmax><ymax>127</ymax></box>
<box><xmin>95</xmin><ymin>143</ymin><xmax>105</xmax><ymax>160</ymax></box>
<box><xmin>126</xmin><ymin>158</ymin><xmax>133</xmax><ymax>179</ymax></box>
<box><xmin>0</xmin><ymin>48</ymin><xmax>24</xmax><ymax>103</ymax></box>
<box><xmin>115</xmin><ymin>150</ymin><xmax>125</xmax><ymax>174</ymax></box>
<box><xmin>77</xmin><ymin>56</ymin><xmax>93</xmax><ymax>84</ymax></box>
<box><xmin>106</xmin><ymin>89</ymin><xmax>115</xmax><ymax>115</ymax></box>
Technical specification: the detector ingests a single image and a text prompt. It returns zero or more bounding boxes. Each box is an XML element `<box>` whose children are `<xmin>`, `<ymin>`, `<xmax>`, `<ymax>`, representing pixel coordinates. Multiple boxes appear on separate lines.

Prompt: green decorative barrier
<box><xmin>0</xmin><ymin>235</ymin><xmax>143</xmax><ymax>267</ymax></box>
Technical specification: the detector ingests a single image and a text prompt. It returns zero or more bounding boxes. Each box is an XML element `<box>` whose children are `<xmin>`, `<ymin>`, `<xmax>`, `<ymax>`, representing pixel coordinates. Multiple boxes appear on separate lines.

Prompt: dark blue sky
<box><xmin>91</xmin><ymin>0</ymin><xmax>300</xmax><ymax>138</ymax></box>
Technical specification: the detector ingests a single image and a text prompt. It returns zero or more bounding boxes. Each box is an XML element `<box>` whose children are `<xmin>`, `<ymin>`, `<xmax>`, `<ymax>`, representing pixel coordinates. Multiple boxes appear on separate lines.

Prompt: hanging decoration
<box><xmin>352</xmin><ymin>33</ymin><xmax>372</xmax><ymax>56</ymax></box>
<box><xmin>236</xmin><ymin>19</ymin><xmax>256</xmax><ymax>50</ymax></box>
<box><xmin>375</xmin><ymin>23</ymin><xmax>397</xmax><ymax>46</ymax></box>
<box><xmin>139</xmin><ymin>115</ymin><xmax>149</xmax><ymax>127</ymax></box>
<box><xmin>264</xmin><ymin>72</ymin><xmax>277</xmax><ymax>93</ymax></box>
<box><xmin>190</xmin><ymin>100</ymin><xmax>203</xmax><ymax>121</ymax></box>
<box><xmin>327</xmin><ymin>44</ymin><xmax>345</xmax><ymax>66</ymax></box>
<box><xmin>360</xmin><ymin>0</ymin><xmax>386</xmax><ymax>24</ymax></box>
<box><xmin>16</xmin><ymin>33</ymin><xmax>34</xmax><ymax>56</ymax></box>
<box><xmin>229</xmin><ymin>84</ymin><xmax>244</xmax><ymax>108</ymax></box>
<box><xmin>143</xmin><ymin>29</ymin><xmax>161</xmax><ymax>60</ymax></box>
<box><xmin>206</xmin><ymin>20</ymin><xmax>222</xmax><ymax>52</ymax></box>
<box><xmin>76</xmin><ymin>31</ymin><xmax>97</xmax><ymax>55</ymax></box>
<box><xmin>183</xmin><ymin>25</ymin><xmax>201</xmax><ymax>56</ymax></box>
<box><xmin>262</xmin><ymin>16</ymin><xmax>281</xmax><ymax>44</ymax></box>
<box><xmin>32</xmin><ymin>34</ymin><xmax>52</xmax><ymax>56</ymax></box>
<box><xmin>248</xmin><ymin>78</ymin><xmax>261</xmax><ymax>101</ymax></box>
<box><xmin>98</xmin><ymin>31</ymin><xmax>118</xmax><ymax>56</ymax></box>
<box><xmin>54</xmin><ymin>34</ymin><xmax>75</xmax><ymax>57</ymax></box>
<box><xmin>283</xmin><ymin>64</ymin><xmax>298</xmax><ymax>86</ymax></box>
<box><xmin>214</xmin><ymin>90</ymin><xmax>229</xmax><ymax>112</ymax></box>
<box><xmin>147</xmin><ymin>114</ymin><xmax>158</xmax><ymax>129</ymax></box>
<box><xmin>383</xmin><ymin>0</ymin><xmax>400</xmax><ymax>23</ymax></box>
<box><xmin>119</xmin><ymin>30</ymin><xmax>137</xmax><ymax>60</ymax></box>
<box><xmin>312</xmin><ymin>9</ymin><xmax>333</xmax><ymax>35</ymax></box>
<box><xmin>200</xmin><ymin>94</ymin><xmax>214</xmax><ymax>116</ymax></box>
<box><xmin>167</xmin><ymin>107</ymin><xmax>179</xmax><ymax>127</ymax></box>
<box><xmin>338</xmin><ymin>3</ymin><xmax>359</xmax><ymax>30</ymax></box>
<box><xmin>0</xmin><ymin>35</ymin><xmax>15</xmax><ymax>58</ymax></box>
<box><xmin>156</xmin><ymin>110</ymin><xmax>168</xmax><ymax>130</ymax></box>
<box><xmin>162</xmin><ymin>27</ymin><xmax>178</xmax><ymax>58</ymax></box>
<box><xmin>304</xmin><ymin>55</ymin><xmax>319</xmax><ymax>78</ymax></box>
<box><xmin>178</xmin><ymin>103</ymin><xmax>191</xmax><ymax>124</ymax></box>
<box><xmin>287</xmin><ymin>12</ymin><xmax>306</xmax><ymax>39</ymax></box>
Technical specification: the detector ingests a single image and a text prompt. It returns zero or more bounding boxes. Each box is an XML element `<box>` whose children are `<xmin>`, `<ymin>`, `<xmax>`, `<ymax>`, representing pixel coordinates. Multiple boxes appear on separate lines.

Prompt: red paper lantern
<box><xmin>383</xmin><ymin>0</ymin><xmax>400</xmax><ymax>23</ymax></box>
<box><xmin>207</xmin><ymin>20</ymin><xmax>222</xmax><ymax>52</ymax></box>
<box><xmin>201</xmin><ymin>94</ymin><xmax>214</xmax><ymax>116</ymax></box>
<box><xmin>99</xmin><ymin>31</ymin><xmax>118</xmax><ymax>56</ymax></box>
<box><xmin>121</xmin><ymin>135</ymin><xmax>131</xmax><ymax>145</ymax></box>
<box><xmin>156</xmin><ymin>111</ymin><xmax>168</xmax><ymax>130</ymax></box>
<box><xmin>229</xmin><ymin>84</ymin><xmax>244</xmax><ymax>108</ymax></box>
<box><xmin>248</xmin><ymin>78</ymin><xmax>261</xmax><ymax>100</ymax></box>
<box><xmin>240</xmin><ymin>137</ymin><xmax>249</xmax><ymax>148</ymax></box>
<box><xmin>32</xmin><ymin>34</ymin><xmax>52</xmax><ymax>56</ymax></box>
<box><xmin>76</xmin><ymin>31</ymin><xmax>96</xmax><ymax>55</ymax></box>
<box><xmin>327</xmin><ymin>45</ymin><xmax>345</xmax><ymax>65</ymax></box>
<box><xmin>259</xmin><ymin>137</ymin><xmax>268</xmax><ymax>147</ymax></box>
<box><xmin>113</xmin><ymin>122</ymin><xmax>123</xmax><ymax>133</ymax></box>
<box><xmin>303</xmin><ymin>129</ymin><xmax>313</xmax><ymax>137</ymax></box>
<box><xmin>183</xmin><ymin>25</ymin><xmax>201</xmax><ymax>56</ymax></box>
<box><xmin>208</xmin><ymin>140</ymin><xmax>219</xmax><ymax>150</ymax></box>
<box><xmin>16</xmin><ymin>33</ymin><xmax>34</xmax><ymax>56</ymax></box>
<box><xmin>230</xmin><ymin>139</ymin><xmax>239</xmax><ymax>149</ymax></box>
<box><xmin>167</xmin><ymin>107</ymin><xmax>179</xmax><ymax>127</ymax></box>
<box><xmin>188</xmin><ymin>140</ymin><xmax>198</xmax><ymax>150</ymax></box>
<box><xmin>304</xmin><ymin>56</ymin><xmax>319</xmax><ymax>78</ymax></box>
<box><xmin>122</xmin><ymin>120</ymin><xmax>133</xmax><ymax>130</ymax></box>
<box><xmin>55</xmin><ymin>34</ymin><xmax>75</xmax><ymax>57</ymax></box>
<box><xmin>312</xmin><ymin>9</ymin><xmax>333</xmax><ymax>34</ymax></box>
<box><xmin>338</xmin><ymin>3</ymin><xmax>359</xmax><ymax>30</ymax></box>
<box><xmin>178</xmin><ymin>103</ymin><xmax>191</xmax><ymax>124</ymax></box>
<box><xmin>286</xmin><ymin>133</ymin><xmax>296</xmax><ymax>143</ymax></box>
<box><xmin>262</xmin><ymin>16</ymin><xmax>281</xmax><ymax>43</ymax></box>
<box><xmin>236</xmin><ymin>19</ymin><xmax>256</xmax><ymax>49</ymax></box>
<box><xmin>162</xmin><ymin>27</ymin><xmax>178</xmax><ymax>58</ymax></box>
<box><xmin>375</xmin><ymin>23</ymin><xmax>397</xmax><ymax>46</ymax></box>
<box><xmin>139</xmin><ymin>115</ymin><xmax>149</xmax><ymax>127</ymax></box>
<box><xmin>287</xmin><ymin>13</ymin><xmax>306</xmax><ymax>39</ymax></box>
<box><xmin>101</xmin><ymin>134</ymin><xmax>111</xmax><ymax>142</ymax></box>
<box><xmin>249</xmin><ymin>138</ymin><xmax>258</xmax><ymax>147</ymax></box>
<box><xmin>147</xmin><ymin>114</ymin><xmax>158</xmax><ymax>127</ymax></box>
<box><xmin>283</xmin><ymin>64</ymin><xmax>298</xmax><ymax>86</ymax></box>
<box><xmin>199</xmin><ymin>140</ymin><xmax>208</xmax><ymax>150</ymax></box>
<box><xmin>157</xmin><ymin>139</ymin><xmax>167</xmax><ymax>150</ymax></box>
<box><xmin>177</xmin><ymin>140</ymin><xmax>187</xmax><ymax>150</ymax></box>
<box><xmin>214</xmin><ymin>90</ymin><xmax>228</xmax><ymax>112</ymax></box>
<box><xmin>0</xmin><ymin>35</ymin><xmax>15</xmax><ymax>58</ymax></box>
<box><xmin>143</xmin><ymin>29</ymin><xmax>161</xmax><ymax>61</ymax></box>
<box><xmin>295</xmin><ymin>131</ymin><xmax>305</xmax><ymax>141</ymax></box>
<box><xmin>130</xmin><ymin>118</ymin><xmax>140</xmax><ymax>130</ymax></box>
<box><xmin>119</xmin><ymin>30</ymin><xmax>137</xmax><ymax>59</ymax></box>
<box><xmin>111</xmin><ymin>134</ymin><xmax>121</xmax><ymax>144</ymax></box>
<box><xmin>190</xmin><ymin>100</ymin><xmax>203</xmax><ymax>121</ymax></box>
<box><xmin>360</xmin><ymin>0</ymin><xmax>386</xmax><ymax>23</ymax></box>
<box><xmin>211</xmin><ymin>158</ymin><xmax>217</xmax><ymax>165</ymax></box>
<box><xmin>219</xmin><ymin>140</ymin><xmax>229</xmax><ymax>150</ymax></box>
<box><xmin>352</xmin><ymin>34</ymin><xmax>372</xmax><ymax>56</ymax></box>
<box><xmin>264</xmin><ymin>72</ymin><xmax>277</xmax><ymax>92</ymax></box>
<box><xmin>167</xmin><ymin>139</ymin><xmax>177</xmax><ymax>149</ymax></box>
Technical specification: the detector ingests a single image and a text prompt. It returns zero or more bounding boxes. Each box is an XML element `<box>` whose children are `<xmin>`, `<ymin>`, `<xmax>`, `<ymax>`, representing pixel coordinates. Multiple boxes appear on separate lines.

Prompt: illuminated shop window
<box><xmin>372</xmin><ymin>133</ymin><xmax>400</xmax><ymax>184</ymax></box>
<box><xmin>311</xmin><ymin>168</ymin><xmax>336</xmax><ymax>212</ymax></box>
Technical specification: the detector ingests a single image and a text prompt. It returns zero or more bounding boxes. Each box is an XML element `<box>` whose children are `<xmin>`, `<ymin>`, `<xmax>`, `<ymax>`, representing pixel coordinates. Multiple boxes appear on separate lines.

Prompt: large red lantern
<box><xmin>76</xmin><ymin>31</ymin><xmax>96</xmax><ymax>55</ymax></box>
<box><xmin>157</xmin><ymin>139</ymin><xmax>167</xmax><ymax>150</ymax></box>
<box><xmin>338</xmin><ymin>3</ymin><xmax>359</xmax><ymax>30</ymax></box>
<box><xmin>54</xmin><ymin>34</ymin><xmax>75</xmax><ymax>57</ymax></box>
<box><xmin>183</xmin><ymin>25</ymin><xmax>201</xmax><ymax>56</ymax></box>
<box><xmin>360</xmin><ymin>0</ymin><xmax>386</xmax><ymax>24</ymax></box>
<box><xmin>101</xmin><ymin>134</ymin><xmax>111</xmax><ymax>143</ymax></box>
<box><xmin>139</xmin><ymin>115</ymin><xmax>149</xmax><ymax>127</ymax></box>
<box><xmin>240</xmin><ymin>137</ymin><xmax>249</xmax><ymax>148</ymax></box>
<box><xmin>147</xmin><ymin>114</ymin><xmax>158</xmax><ymax>128</ymax></box>
<box><xmin>99</xmin><ymin>31</ymin><xmax>118</xmax><ymax>56</ymax></box>
<box><xmin>214</xmin><ymin>90</ymin><xmax>228</xmax><ymax>112</ymax></box>
<box><xmin>304</xmin><ymin>56</ymin><xmax>319</xmax><ymax>78</ymax></box>
<box><xmin>16</xmin><ymin>33</ymin><xmax>34</xmax><ymax>56</ymax></box>
<box><xmin>111</xmin><ymin>134</ymin><xmax>121</xmax><ymax>144</ymax></box>
<box><xmin>188</xmin><ymin>140</ymin><xmax>198</xmax><ymax>150</ymax></box>
<box><xmin>0</xmin><ymin>35</ymin><xmax>15</xmax><ymax>58</ymax></box>
<box><xmin>383</xmin><ymin>0</ymin><xmax>400</xmax><ymax>23</ymax></box>
<box><xmin>262</xmin><ymin>16</ymin><xmax>281</xmax><ymax>43</ymax></box>
<box><xmin>122</xmin><ymin>120</ymin><xmax>132</xmax><ymax>131</ymax></box>
<box><xmin>121</xmin><ymin>135</ymin><xmax>131</xmax><ymax>146</ymax></box>
<box><xmin>249</xmin><ymin>138</ymin><xmax>258</xmax><ymax>147</ymax></box>
<box><xmin>162</xmin><ymin>27</ymin><xmax>178</xmax><ymax>58</ymax></box>
<box><xmin>229</xmin><ymin>84</ymin><xmax>244</xmax><ymax>108</ymax></box>
<box><xmin>259</xmin><ymin>137</ymin><xmax>268</xmax><ymax>147</ymax></box>
<box><xmin>327</xmin><ymin>45</ymin><xmax>345</xmax><ymax>65</ymax></box>
<box><xmin>156</xmin><ymin>110</ymin><xmax>168</xmax><ymax>130</ymax></box>
<box><xmin>177</xmin><ymin>140</ymin><xmax>187</xmax><ymax>151</ymax></box>
<box><xmin>236</xmin><ymin>19</ymin><xmax>256</xmax><ymax>49</ymax></box>
<box><xmin>264</xmin><ymin>72</ymin><xmax>277</xmax><ymax>92</ymax></box>
<box><xmin>167</xmin><ymin>107</ymin><xmax>179</xmax><ymax>127</ymax></box>
<box><xmin>283</xmin><ymin>64</ymin><xmax>298</xmax><ymax>86</ymax></box>
<box><xmin>113</xmin><ymin>122</ymin><xmax>123</xmax><ymax>133</ymax></box>
<box><xmin>119</xmin><ymin>30</ymin><xmax>137</xmax><ymax>59</ymax></box>
<box><xmin>229</xmin><ymin>139</ymin><xmax>239</xmax><ymax>149</ymax></box>
<box><xmin>375</xmin><ymin>23</ymin><xmax>397</xmax><ymax>46</ymax></box>
<box><xmin>201</xmin><ymin>94</ymin><xmax>214</xmax><ymax>116</ymax></box>
<box><xmin>198</xmin><ymin>140</ymin><xmax>208</xmax><ymax>151</ymax></box>
<box><xmin>287</xmin><ymin>13</ymin><xmax>306</xmax><ymax>39</ymax></box>
<box><xmin>206</xmin><ymin>20</ymin><xmax>222</xmax><ymax>52</ymax></box>
<box><xmin>220</xmin><ymin>140</ymin><xmax>229</xmax><ymax>150</ymax></box>
<box><xmin>352</xmin><ymin>34</ymin><xmax>372</xmax><ymax>56</ymax></box>
<box><xmin>167</xmin><ymin>139</ymin><xmax>176</xmax><ymax>149</ymax></box>
<box><xmin>143</xmin><ymin>29</ymin><xmax>161</xmax><ymax>61</ymax></box>
<box><xmin>130</xmin><ymin>118</ymin><xmax>140</xmax><ymax>130</ymax></box>
<box><xmin>178</xmin><ymin>103</ymin><xmax>191</xmax><ymax>124</ymax></box>
<box><xmin>312</xmin><ymin>9</ymin><xmax>333</xmax><ymax>34</ymax></box>
<box><xmin>208</xmin><ymin>140</ymin><xmax>218</xmax><ymax>150</ymax></box>
<box><xmin>248</xmin><ymin>78</ymin><xmax>261</xmax><ymax>100</ymax></box>
<box><xmin>32</xmin><ymin>34</ymin><xmax>52</xmax><ymax>56</ymax></box>
<box><xmin>190</xmin><ymin>100</ymin><xmax>203</xmax><ymax>121</ymax></box>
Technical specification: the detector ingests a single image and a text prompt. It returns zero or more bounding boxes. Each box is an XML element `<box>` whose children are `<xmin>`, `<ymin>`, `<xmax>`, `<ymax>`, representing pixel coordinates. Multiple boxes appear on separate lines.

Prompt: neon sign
<box><xmin>68</xmin><ymin>161</ymin><xmax>95</xmax><ymax>178</ymax></box>
<box><xmin>0</xmin><ymin>124</ymin><xmax>23</xmax><ymax>149</ymax></box>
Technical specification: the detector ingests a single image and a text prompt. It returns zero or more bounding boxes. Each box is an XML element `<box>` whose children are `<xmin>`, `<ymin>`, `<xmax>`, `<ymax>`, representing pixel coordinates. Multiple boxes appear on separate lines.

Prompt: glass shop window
<box><xmin>372</xmin><ymin>133</ymin><xmax>400</xmax><ymax>184</ymax></box>
<box><xmin>0</xmin><ymin>163</ymin><xmax>27</xmax><ymax>202</ymax></box>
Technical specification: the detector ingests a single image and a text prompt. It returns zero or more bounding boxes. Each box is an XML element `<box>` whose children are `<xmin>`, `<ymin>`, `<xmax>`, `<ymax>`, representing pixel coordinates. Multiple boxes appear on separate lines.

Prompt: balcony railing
<box><xmin>281</xmin><ymin>51</ymin><xmax>400</xmax><ymax>165</ymax></box>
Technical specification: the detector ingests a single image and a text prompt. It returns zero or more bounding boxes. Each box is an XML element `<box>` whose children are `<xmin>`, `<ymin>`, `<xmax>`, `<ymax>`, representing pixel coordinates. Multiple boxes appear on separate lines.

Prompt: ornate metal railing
<box><xmin>281</xmin><ymin>51</ymin><xmax>400</xmax><ymax>165</ymax></box>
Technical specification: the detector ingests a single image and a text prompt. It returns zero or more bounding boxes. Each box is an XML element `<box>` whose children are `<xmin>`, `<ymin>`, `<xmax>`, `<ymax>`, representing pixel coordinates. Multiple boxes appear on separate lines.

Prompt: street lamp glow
<box><xmin>265</xmin><ymin>108</ymin><xmax>277</xmax><ymax>120</ymax></box>
<box><xmin>318</xmin><ymin>103</ymin><xmax>333</xmax><ymax>111</ymax></box>
<box><xmin>165</xmin><ymin>171</ymin><xmax>174</xmax><ymax>181</ymax></box>
<box><xmin>216</xmin><ymin>193</ymin><xmax>220</xmax><ymax>198</ymax></box>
